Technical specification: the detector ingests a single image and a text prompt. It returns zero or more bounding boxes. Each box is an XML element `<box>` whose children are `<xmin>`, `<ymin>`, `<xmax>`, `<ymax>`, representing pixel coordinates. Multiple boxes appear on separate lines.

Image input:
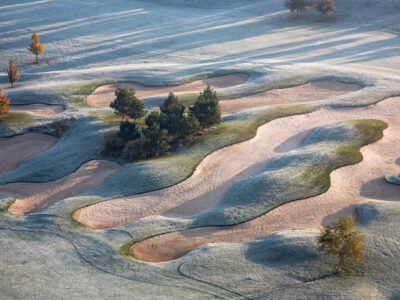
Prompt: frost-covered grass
<box><xmin>0</xmin><ymin>117</ymin><xmax>111</xmax><ymax>184</ymax></box>
<box><xmin>1</xmin><ymin>0</ymin><xmax>400</xmax><ymax>297</ymax></box>
<box><xmin>385</xmin><ymin>173</ymin><xmax>400</xmax><ymax>185</ymax></box>
<box><xmin>116</xmin><ymin>119</ymin><xmax>387</xmax><ymax>239</ymax></box>
<box><xmin>0</xmin><ymin>112</ymin><xmax>33</xmax><ymax>137</ymax></box>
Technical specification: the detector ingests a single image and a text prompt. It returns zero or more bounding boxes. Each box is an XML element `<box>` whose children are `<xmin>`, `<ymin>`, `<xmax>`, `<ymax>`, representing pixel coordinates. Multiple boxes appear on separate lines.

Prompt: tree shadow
<box><xmin>274</xmin><ymin>128</ymin><xmax>313</xmax><ymax>153</ymax></box>
<box><xmin>321</xmin><ymin>204</ymin><xmax>358</xmax><ymax>227</ymax></box>
<box><xmin>360</xmin><ymin>176</ymin><xmax>400</xmax><ymax>201</ymax></box>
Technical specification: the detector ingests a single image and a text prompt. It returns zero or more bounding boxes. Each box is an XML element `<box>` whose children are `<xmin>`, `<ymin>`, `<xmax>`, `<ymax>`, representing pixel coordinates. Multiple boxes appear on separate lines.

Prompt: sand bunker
<box><xmin>2</xmin><ymin>160</ymin><xmax>120</xmax><ymax>215</ymax></box>
<box><xmin>0</xmin><ymin>133</ymin><xmax>57</xmax><ymax>175</ymax></box>
<box><xmin>10</xmin><ymin>104</ymin><xmax>65</xmax><ymax>116</ymax></box>
<box><xmin>220</xmin><ymin>81</ymin><xmax>361</xmax><ymax>114</ymax></box>
<box><xmin>74</xmin><ymin>80</ymin><xmax>365</xmax><ymax>230</ymax></box>
<box><xmin>130</xmin><ymin>96</ymin><xmax>400</xmax><ymax>262</ymax></box>
<box><xmin>85</xmin><ymin>73</ymin><xmax>249</xmax><ymax>107</ymax></box>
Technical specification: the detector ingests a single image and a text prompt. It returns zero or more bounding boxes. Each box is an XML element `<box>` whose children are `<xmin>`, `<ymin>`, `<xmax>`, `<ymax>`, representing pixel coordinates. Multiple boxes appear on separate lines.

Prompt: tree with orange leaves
<box><xmin>7</xmin><ymin>59</ymin><xmax>20</xmax><ymax>88</ymax></box>
<box><xmin>0</xmin><ymin>89</ymin><xmax>10</xmax><ymax>119</ymax></box>
<box><xmin>28</xmin><ymin>31</ymin><xmax>45</xmax><ymax>63</ymax></box>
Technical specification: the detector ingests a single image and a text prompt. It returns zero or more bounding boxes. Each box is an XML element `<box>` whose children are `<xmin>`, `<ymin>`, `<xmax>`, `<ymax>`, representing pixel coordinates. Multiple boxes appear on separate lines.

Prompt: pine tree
<box><xmin>110</xmin><ymin>87</ymin><xmax>144</xmax><ymax>122</ymax></box>
<box><xmin>7</xmin><ymin>59</ymin><xmax>20</xmax><ymax>88</ymax></box>
<box><xmin>317</xmin><ymin>0</ymin><xmax>336</xmax><ymax>15</ymax></box>
<box><xmin>143</xmin><ymin>111</ymin><xmax>172</xmax><ymax>157</ymax></box>
<box><xmin>284</xmin><ymin>0</ymin><xmax>307</xmax><ymax>17</ymax></box>
<box><xmin>28</xmin><ymin>31</ymin><xmax>45</xmax><ymax>63</ymax></box>
<box><xmin>117</xmin><ymin>121</ymin><xmax>140</xmax><ymax>141</ymax></box>
<box><xmin>316</xmin><ymin>216</ymin><xmax>365</xmax><ymax>274</ymax></box>
<box><xmin>181</xmin><ymin>112</ymin><xmax>200</xmax><ymax>142</ymax></box>
<box><xmin>159</xmin><ymin>92</ymin><xmax>185</xmax><ymax>140</ymax></box>
<box><xmin>0</xmin><ymin>89</ymin><xmax>10</xmax><ymax>119</ymax></box>
<box><xmin>190</xmin><ymin>85</ymin><xmax>221</xmax><ymax>128</ymax></box>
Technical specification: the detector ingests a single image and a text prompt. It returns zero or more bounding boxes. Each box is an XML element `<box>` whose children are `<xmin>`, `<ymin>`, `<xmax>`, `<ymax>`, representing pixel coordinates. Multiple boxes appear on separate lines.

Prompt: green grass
<box><xmin>64</xmin><ymin>81</ymin><xmax>110</xmax><ymax>108</ymax></box>
<box><xmin>0</xmin><ymin>112</ymin><xmax>34</xmax><ymax>136</ymax></box>
<box><xmin>118</xmin><ymin>241</ymin><xmax>134</xmax><ymax>258</ymax></box>
<box><xmin>0</xmin><ymin>197</ymin><xmax>15</xmax><ymax>212</ymax></box>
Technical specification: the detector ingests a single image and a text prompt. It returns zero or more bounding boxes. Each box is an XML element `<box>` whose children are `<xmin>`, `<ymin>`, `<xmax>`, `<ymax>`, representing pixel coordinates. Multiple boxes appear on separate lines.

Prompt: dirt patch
<box><xmin>220</xmin><ymin>81</ymin><xmax>361</xmax><ymax>114</ymax></box>
<box><xmin>0</xmin><ymin>133</ymin><xmax>57</xmax><ymax>175</ymax></box>
<box><xmin>9</xmin><ymin>104</ymin><xmax>65</xmax><ymax>116</ymax></box>
<box><xmin>3</xmin><ymin>160</ymin><xmax>120</xmax><ymax>215</ymax></box>
<box><xmin>131</xmin><ymin>96</ymin><xmax>400</xmax><ymax>262</ymax></box>
<box><xmin>85</xmin><ymin>73</ymin><xmax>249</xmax><ymax>108</ymax></box>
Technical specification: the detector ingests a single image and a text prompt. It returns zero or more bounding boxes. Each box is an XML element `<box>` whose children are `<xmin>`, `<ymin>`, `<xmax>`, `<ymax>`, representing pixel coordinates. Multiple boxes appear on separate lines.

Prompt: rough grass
<box><xmin>0</xmin><ymin>112</ymin><xmax>34</xmax><ymax>137</ymax></box>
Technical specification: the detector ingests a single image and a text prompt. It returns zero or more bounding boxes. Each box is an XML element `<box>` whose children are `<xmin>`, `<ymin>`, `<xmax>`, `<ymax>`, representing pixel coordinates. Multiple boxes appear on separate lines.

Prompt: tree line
<box><xmin>285</xmin><ymin>0</ymin><xmax>336</xmax><ymax>17</ymax></box>
<box><xmin>104</xmin><ymin>85</ymin><xmax>221</xmax><ymax>160</ymax></box>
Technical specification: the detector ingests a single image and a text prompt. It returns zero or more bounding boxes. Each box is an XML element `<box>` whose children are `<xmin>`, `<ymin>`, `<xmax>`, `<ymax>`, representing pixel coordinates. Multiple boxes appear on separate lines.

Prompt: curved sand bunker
<box><xmin>2</xmin><ymin>160</ymin><xmax>120</xmax><ymax>215</ymax></box>
<box><xmin>74</xmin><ymin>80</ymin><xmax>364</xmax><ymax>230</ymax></box>
<box><xmin>131</xmin><ymin>96</ymin><xmax>400</xmax><ymax>262</ymax></box>
<box><xmin>85</xmin><ymin>73</ymin><xmax>249</xmax><ymax>107</ymax></box>
<box><xmin>220</xmin><ymin>81</ymin><xmax>361</xmax><ymax>114</ymax></box>
<box><xmin>0</xmin><ymin>133</ymin><xmax>57</xmax><ymax>175</ymax></box>
<box><xmin>10</xmin><ymin>104</ymin><xmax>65</xmax><ymax>116</ymax></box>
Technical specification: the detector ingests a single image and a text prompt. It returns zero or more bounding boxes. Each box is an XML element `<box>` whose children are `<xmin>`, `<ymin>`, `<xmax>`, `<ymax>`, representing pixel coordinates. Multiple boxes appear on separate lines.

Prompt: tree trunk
<box><xmin>11</xmin><ymin>82</ymin><xmax>14</xmax><ymax>88</ymax></box>
<box><xmin>336</xmin><ymin>259</ymin><xmax>344</xmax><ymax>274</ymax></box>
<box><xmin>35</xmin><ymin>54</ymin><xmax>38</xmax><ymax>63</ymax></box>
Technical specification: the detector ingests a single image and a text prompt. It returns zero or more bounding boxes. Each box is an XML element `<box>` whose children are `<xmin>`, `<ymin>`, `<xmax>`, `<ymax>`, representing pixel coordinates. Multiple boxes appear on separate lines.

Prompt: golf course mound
<box><xmin>3</xmin><ymin>160</ymin><xmax>120</xmax><ymax>215</ymax></box>
<box><xmin>0</xmin><ymin>133</ymin><xmax>57</xmax><ymax>175</ymax></box>
<box><xmin>9</xmin><ymin>104</ymin><xmax>65</xmax><ymax>116</ymax></box>
<box><xmin>85</xmin><ymin>73</ymin><xmax>249</xmax><ymax>107</ymax></box>
<box><xmin>74</xmin><ymin>97</ymin><xmax>398</xmax><ymax>232</ymax></box>
<box><xmin>220</xmin><ymin>80</ymin><xmax>362</xmax><ymax>114</ymax></box>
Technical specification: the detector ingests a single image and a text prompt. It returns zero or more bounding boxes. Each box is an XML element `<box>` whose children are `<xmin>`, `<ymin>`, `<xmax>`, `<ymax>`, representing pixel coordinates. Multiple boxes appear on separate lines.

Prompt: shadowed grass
<box><xmin>0</xmin><ymin>112</ymin><xmax>34</xmax><ymax>137</ymax></box>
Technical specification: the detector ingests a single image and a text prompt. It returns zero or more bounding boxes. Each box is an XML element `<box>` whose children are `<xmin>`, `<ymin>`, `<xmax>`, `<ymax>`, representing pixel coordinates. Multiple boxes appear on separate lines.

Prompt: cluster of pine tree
<box><xmin>284</xmin><ymin>0</ymin><xmax>336</xmax><ymax>17</ymax></box>
<box><xmin>104</xmin><ymin>85</ymin><xmax>221</xmax><ymax>160</ymax></box>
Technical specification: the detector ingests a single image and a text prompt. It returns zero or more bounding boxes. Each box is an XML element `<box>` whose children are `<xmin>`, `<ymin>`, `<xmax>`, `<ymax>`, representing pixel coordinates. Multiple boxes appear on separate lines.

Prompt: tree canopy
<box><xmin>28</xmin><ymin>31</ymin><xmax>45</xmax><ymax>63</ymax></box>
<box><xmin>317</xmin><ymin>0</ymin><xmax>336</xmax><ymax>15</ymax></box>
<box><xmin>7</xmin><ymin>59</ymin><xmax>20</xmax><ymax>88</ymax></box>
<box><xmin>0</xmin><ymin>89</ymin><xmax>10</xmax><ymax>119</ymax></box>
<box><xmin>159</xmin><ymin>92</ymin><xmax>185</xmax><ymax>140</ymax></box>
<box><xmin>316</xmin><ymin>215</ymin><xmax>365</xmax><ymax>273</ymax></box>
<box><xmin>110</xmin><ymin>87</ymin><xmax>144</xmax><ymax>122</ymax></box>
<box><xmin>190</xmin><ymin>85</ymin><xmax>221</xmax><ymax>128</ymax></box>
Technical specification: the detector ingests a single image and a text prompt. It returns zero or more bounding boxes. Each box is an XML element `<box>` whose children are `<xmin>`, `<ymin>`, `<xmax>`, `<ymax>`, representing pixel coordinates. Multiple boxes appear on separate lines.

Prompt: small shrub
<box><xmin>104</xmin><ymin>133</ymin><xmax>126</xmax><ymax>155</ymax></box>
<box><xmin>122</xmin><ymin>138</ymin><xmax>148</xmax><ymax>161</ymax></box>
<box><xmin>49</xmin><ymin>119</ymin><xmax>69</xmax><ymax>137</ymax></box>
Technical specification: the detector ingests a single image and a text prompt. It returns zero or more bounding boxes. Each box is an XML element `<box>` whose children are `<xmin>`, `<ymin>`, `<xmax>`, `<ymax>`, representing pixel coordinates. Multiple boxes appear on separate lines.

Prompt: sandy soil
<box><xmin>220</xmin><ymin>81</ymin><xmax>361</xmax><ymax>114</ymax></box>
<box><xmin>9</xmin><ymin>104</ymin><xmax>65</xmax><ymax>116</ymax></box>
<box><xmin>84</xmin><ymin>73</ymin><xmax>249</xmax><ymax>107</ymax></box>
<box><xmin>73</xmin><ymin>81</ymin><xmax>368</xmax><ymax>230</ymax></box>
<box><xmin>131</xmin><ymin>96</ymin><xmax>400</xmax><ymax>262</ymax></box>
<box><xmin>3</xmin><ymin>160</ymin><xmax>120</xmax><ymax>215</ymax></box>
<box><xmin>0</xmin><ymin>133</ymin><xmax>58</xmax><ymax>175</ymax></box>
